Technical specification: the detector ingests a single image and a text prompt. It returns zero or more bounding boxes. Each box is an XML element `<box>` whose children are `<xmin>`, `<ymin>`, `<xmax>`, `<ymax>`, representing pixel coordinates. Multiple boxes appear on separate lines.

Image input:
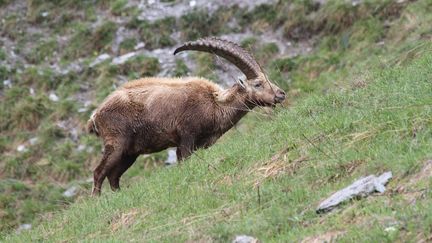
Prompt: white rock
<box><xmin>77</xmin><ymin>144</ymin><xmax>86</xmax><ymax>152</ymax></box>
<box><xmin>17</xmin><ymin>224</ymin><xmax>32</xmax><ymax>232</ymax></box>
<box><xmin>49</xmin><ymin>93</ymin><xmax>59</xmax><ymax>102</ymax></box>
<box><xmin>89</xmin><ymin>53</ymin><xmax>111</xmax><ymax>67</ymax></box>
<box><xmin>29</xmin><ymin>137</ymin><xmax>39</xmax><ymax>145</ymax></box>
<box><xmin>3</xmin><ymin>79</ymin><xmax>12</xmax><ymax>88</ymax></box>
<box><xmin>233</xmin><ymin>235</ymin><xmax>258</xmax><ymax>243</ymax></box>
<box><xmin>189</xmin><ymin>0</ymin><xmax>197</xmax><ymax>7</ymax></box>
<box><xmin>29</xmin><ymin>87</ymin><xmax>35</xmax><ymax>95</ymax></box>
<box><xmin>165</xmin><ymin>148</ymin><xmax>177</xmax><ymax>165</ymax></box>
<box><xmin>84</xmin><ymin>100</ymin><xmax>92</xmax><ymax>107</ymax></box>
<box><xmin>78</xmin><ymin>107</ymin><xmax>87</xmax><ymax>113</ymax></box>
<box><xmin>148</xmin><ymin>0</ymin><xmax>155</xmax><ymax>4</ymax></box>
<box><xmin>41</xmin><ymin>11</ymin><xmax>49</xmax><ymax>17</ymax></box>
<box><xmin>63</xmin><ymin>186</ymin><xmax>78</xmax><ymax>197</ymax></box>
<box><xmin>134</xmin><ymin>42</ymin><xmax>146</xmax><ymax>50</ymax></box>
<box><xmin>112</xmin><ymin>52</ymin><xmax>137</xmax><ymax>65</ymax></box>
<box><xmin>316</xmin><ymin>171</ymin><xmax>393</xmax><ymax>213</ymax></box>
<box><xmin>17</xmin><ymin>145</ymin><xmax>27</xmax><ymax>153</ymax></box>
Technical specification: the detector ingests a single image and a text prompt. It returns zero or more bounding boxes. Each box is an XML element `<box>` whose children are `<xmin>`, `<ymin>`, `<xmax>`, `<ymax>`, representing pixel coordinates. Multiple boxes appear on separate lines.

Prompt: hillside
<box><xmin>1</xmin><ymin>0</ymin><xmax>432</xmax><ymax>241</ymax></box>
<box><xmin>5</xmin><ymin>39</ymin><xmax>432</xmax><ymax>242</ymax></box>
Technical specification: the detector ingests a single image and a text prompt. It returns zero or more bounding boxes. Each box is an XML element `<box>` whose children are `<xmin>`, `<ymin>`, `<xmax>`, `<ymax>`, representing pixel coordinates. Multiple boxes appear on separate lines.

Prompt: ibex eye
<box><xmin>254</xmin><ymin>83</ymin><xmax>262</xmax><ymax>88</ymax></box>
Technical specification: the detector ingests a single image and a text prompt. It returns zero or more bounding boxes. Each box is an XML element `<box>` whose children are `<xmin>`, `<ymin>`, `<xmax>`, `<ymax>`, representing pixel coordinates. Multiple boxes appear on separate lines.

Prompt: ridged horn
<box><xmin>174</xmin><ymin>37</ymin><xmax>262</xmax><ymax>80</ymax></box>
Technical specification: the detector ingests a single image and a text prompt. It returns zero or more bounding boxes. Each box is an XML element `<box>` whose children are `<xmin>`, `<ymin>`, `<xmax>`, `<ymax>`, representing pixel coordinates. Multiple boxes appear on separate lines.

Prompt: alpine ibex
<box><xmin>88</xmin><ymin>37</ymin><xmax>286</xmax><ymax>195</ymax></box>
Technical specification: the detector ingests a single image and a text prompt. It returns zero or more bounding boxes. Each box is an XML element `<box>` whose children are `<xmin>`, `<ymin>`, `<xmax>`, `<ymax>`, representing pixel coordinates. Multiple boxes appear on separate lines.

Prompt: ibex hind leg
<box><xmin>92</xmin><ymin>144</ymin><xmax>123</xmax><ymax>196</ymax></box>
<box><xmin>107</xmin><ymin>154</ymin><xmax>138</xmax><ymax>191</ymax></box>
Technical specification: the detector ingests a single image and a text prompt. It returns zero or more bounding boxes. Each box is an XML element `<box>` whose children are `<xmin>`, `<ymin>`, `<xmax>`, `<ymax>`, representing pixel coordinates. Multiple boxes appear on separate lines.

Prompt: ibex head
<box><xmin>174</xmin><ymin>37</ymin><xmax>286</xmax><ymax>107</ymax></box>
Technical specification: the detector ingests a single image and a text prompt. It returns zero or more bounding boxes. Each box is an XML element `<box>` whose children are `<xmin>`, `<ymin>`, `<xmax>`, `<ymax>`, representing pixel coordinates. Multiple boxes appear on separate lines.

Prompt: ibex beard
<box><xmin>88</xmin><ymin>37</ymin><xmax>286</xmax><ymax>195</ymax></box>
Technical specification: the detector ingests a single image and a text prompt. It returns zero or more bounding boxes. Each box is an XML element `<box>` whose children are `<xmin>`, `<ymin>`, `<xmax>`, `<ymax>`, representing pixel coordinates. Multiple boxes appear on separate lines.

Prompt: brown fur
<box><xmin>89</xmin><ymin>74</ymin><xmax>285</xmax><ymax>195</ymax></box>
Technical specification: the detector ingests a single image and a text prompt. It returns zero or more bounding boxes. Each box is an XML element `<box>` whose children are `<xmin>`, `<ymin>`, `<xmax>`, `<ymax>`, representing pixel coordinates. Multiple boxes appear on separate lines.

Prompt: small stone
<box><xmin>233</xmin><ymin>235</ymin><xmax>258</xmax><ymax>243</ymax></box>
<box><xmin>89</xmin><ymin>53</ymin><xmax>111</xmax><ymax>67</ymax></box>
<box><xmin>17</xmin><ymin>224</ymin><xmax>31</xmax><ymax>232</ymax></box>
<box><xmin>63</xmin><ymin>186</ymin><xmax>78</xmax><ymax>198</ymax></box>
<box><xmin>29</xmin><ymin>137</ymin><xmax>39</xmax><ymax>145</ymax></box>
<box><xmin>41</xmin><ymin>12</ymin><xmax>49</xmax><ymax>17</ymax></box>
<box><xmin>134</xmin><ymin>42</ymin><xmax>145</xmax><ymax>50</ymax></box>
<box><xmin>49</xmin><ymin>93</ymin><xmax>59</xmax><ymax>102</ymax></box>
<box><xmin>189</xmin><ymin>0</ymin><xmax>197</xmax><ymax>7</ymax></box>
<box><xmin>78</xmin><ymin>107</ymin><xmax>87</xmax><ymax>113</ymax></box>
<box><xmin>17</xmin><ymin>145</ymin><xmax>27</xmax><ymax>153</ymax></box>
<box><xmin>77</xmin><ymin>144</ymin><xmax>86</xmax><ymax>152</ymax></box>
<box><xmin>165</xmin><ymin>148</ymin><xmax>177</xmax><ymax>165</ymax></box>
<box><xmin>84</xmin><ymin>100</ymin><xmax>92</xmax><ymax>107</ymax></box>
<box><xmin>112</xmin><ymin>52</ymin><xmax>137</xmax><ymax>65</ymax></box>
<box><xmin>148</xmin><ymin>0</ymin><xmax>155</xmax><ymax>4</ymax></box>
<box><xmin>3</xmin><ymin>79</ymin><xmax>12</xmax><ymax>88</ymax></box>
<box><xmin>29</xmin><ymin>87</ymin><xmax>35</xmax><ymax>95</ymax></box>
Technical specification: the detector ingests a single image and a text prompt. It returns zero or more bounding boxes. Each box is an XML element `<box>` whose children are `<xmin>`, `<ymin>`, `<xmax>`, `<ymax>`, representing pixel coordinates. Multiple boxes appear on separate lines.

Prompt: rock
<box><xmin>134</xmin><ymin>42</ymin><xmax>145</xmax><ymax>50</ymax></box>
<box><xmin>49</xmin><ymin>92</ymin><xmax>59</xmax><ymax>102</ymax></box>
<box><xmin>77</xmin><ymin>144</ymin><xmax>86</xmax><ymax>152</ymax></box>
<box><xmin>189</xmin><ymin>0</ymin><xmax>197</xmax><ymax>7</ymax></box>
<box><xmin>165</xmin><ymin>148</ymin><xmax>177</xmax><ymax>165</ymax></box>
<box><xmin>89</xmin><ymin>53</ymin><xmax>111</xmax><ymax>67</ymax></box>
<box><xmin>112</xmin><ymin>52</ymin><xmax>137</xmax><ymax>65</ymax></box>
<box><xmin>3</xmin><ymin>79</ymin><xmax>12</xmax><ymax>88</ymax></box>
<box><xmin>63</xmin><ymin>186</ymin><xmax>78</xmax><ymax>198</ymax></box>
<box><xmin>233</xmin><ymin>235</ymin><xmax>258</xmax><ymax>243</ymax></box>
<box><xmin>17</xmin><ymin>144</ymin><xmax>27</xmax><ymax>153</ymax></box>
<box><xmin>78</xmin><ymin>107</ymin><xmax>87</xmax><ymax>113</ymax></box>
<box><xmin>17</xmin><ymin>224</ymin><xmax>31</xmax><ymax>232</ymax></box>
<box><xmin>316</xmin><ymin>171</ymin><xmax>392</xmax><ymax>213</ymax></box>
<box><xmin>29</xmin><ymin>137</ymin><xmax>39</xmax><ymax>145</ymax></box>
<box><xmin>41</xmin><ymin>11</ymin><xmax>49</xmax><ymax>17</ymax></box>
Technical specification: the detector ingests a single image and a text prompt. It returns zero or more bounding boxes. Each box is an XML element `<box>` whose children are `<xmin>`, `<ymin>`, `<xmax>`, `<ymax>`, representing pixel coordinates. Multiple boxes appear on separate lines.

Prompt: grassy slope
<box><xmin>2</xmin><ymin>0</ymin><xmax>432</xmax><ymax>240</ymax></box>
<box><xmin>6</xmin><ymin>43</ymin><xmax>432</xmax><ymax>241</ymax></box>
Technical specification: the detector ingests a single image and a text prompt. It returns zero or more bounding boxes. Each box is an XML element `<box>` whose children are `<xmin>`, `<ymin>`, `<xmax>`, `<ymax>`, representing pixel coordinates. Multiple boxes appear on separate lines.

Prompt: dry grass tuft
<box><xmin>252</xmin><ymin>146</ymin><xmax>308</xmax><ymax>187</ymax></box>
<box><xmin>301</xmin><ymin>230</ymin><xmax>346</xmax><ymax>243</ymax></box>
<box><xmin>110</xmin><ymin>208</ymin><xmax>140</xmax><ymax>232</ymax></box>
<box><xmin>393</xmin><ymin>160</ymin><xmax>432</xmax><ymax>204</ymax></box>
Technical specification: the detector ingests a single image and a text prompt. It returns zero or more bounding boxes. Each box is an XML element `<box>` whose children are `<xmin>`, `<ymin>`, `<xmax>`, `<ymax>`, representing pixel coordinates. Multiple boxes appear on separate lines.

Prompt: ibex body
<box><xmin>88</xmin><ymin>38</ymin><xmax>285</xmax><ymax>195</ymax></box>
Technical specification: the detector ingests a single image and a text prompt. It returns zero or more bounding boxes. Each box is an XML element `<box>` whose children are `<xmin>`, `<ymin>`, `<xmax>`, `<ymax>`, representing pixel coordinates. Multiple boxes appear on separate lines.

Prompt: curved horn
<box><xmin>174</xmin><ymin>37</ymin><xmax>262</xmax><ymax>80</ymax></box>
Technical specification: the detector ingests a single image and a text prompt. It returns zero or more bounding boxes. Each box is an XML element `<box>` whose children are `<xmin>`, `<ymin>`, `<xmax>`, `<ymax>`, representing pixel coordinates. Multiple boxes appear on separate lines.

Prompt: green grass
<box><xmin>1</xmin><ymin>0</ymin><xmax>431</xmax><ymax>238</ymax></box>
<box><xmin>5</xmin><ymin>43</ymin><xmax>432</xmax><ymax>242</ymax></box>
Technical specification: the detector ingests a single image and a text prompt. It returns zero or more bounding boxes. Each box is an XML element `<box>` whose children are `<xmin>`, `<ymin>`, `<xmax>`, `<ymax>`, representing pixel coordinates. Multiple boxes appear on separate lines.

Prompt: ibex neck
<box><xmin>216</xmin><ymin>84</ymin><xmax>254</xmax><ymax>133</ymax></box>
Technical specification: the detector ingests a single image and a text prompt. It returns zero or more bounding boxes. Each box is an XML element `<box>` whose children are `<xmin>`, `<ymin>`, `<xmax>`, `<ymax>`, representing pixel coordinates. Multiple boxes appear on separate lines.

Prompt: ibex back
<box><xmin>88</xmin><ymin>37</ymin><xmax>286</xmax><ymax>195</ymax></box>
